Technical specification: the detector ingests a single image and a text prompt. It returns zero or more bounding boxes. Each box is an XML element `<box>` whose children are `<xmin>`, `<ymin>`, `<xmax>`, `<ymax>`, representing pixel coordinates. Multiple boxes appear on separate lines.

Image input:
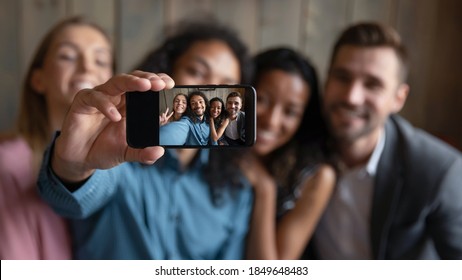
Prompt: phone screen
<box><xmin>126</xmin><ymin>85</ymin><xmax>256</xmax><ymax>148</ymax></box>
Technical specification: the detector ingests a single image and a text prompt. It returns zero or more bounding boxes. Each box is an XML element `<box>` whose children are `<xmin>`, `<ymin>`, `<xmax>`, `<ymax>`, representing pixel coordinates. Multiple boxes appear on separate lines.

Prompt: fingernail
<box><xmin>109</xmin><ymin>107</ymin><xmax>121</xmax><ymax>121</ymax></box>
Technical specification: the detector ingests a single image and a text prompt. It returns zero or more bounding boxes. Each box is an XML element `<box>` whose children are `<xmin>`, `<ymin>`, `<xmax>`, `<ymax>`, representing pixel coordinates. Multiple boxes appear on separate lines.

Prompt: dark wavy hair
<box><xmin>135</xmin><ymin>18</ymin><xmax>253</xmax><ymax>84</ymax></box>
<box><xmin>253</xmin><ymin>47</ymin><xmax>330</xmax><ymax>189</ymax></box>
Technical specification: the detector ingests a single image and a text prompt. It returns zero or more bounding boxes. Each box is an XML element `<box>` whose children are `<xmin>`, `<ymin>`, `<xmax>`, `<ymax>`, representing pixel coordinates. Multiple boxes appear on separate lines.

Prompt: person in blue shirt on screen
<box><xmin>160</xmin><ymin>91</ymin><xmax>213</xmax><ymax>146</ymax></box>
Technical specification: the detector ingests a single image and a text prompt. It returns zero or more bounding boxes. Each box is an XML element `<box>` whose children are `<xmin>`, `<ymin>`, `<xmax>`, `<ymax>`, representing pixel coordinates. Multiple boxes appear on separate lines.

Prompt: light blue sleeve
<box><xmin>159</xmin><ymin>119</ymin><xmax>190</xmax><ymax>145</ymax></box>
<box><xmin>37</xmin><ymin>135</ymin><xmax>119</xmax><ymax>219</ymax></box>
<box><xmin>218</xmin><ymin>180</ymin><xmax>254</xmax><ymax>259</ymax></box>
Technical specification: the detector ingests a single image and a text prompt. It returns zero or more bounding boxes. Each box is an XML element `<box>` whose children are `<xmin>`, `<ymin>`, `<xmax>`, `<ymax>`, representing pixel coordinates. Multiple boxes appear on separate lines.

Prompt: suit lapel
<box><xmin>370</xmin><ymin>118</ymin><xmax>404</xmax><ymax>259</ymax></box>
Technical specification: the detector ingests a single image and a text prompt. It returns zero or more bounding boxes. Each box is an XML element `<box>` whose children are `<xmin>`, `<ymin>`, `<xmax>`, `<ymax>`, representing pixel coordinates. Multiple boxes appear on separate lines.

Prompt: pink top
<box><xmin>0</xmin><ymin>137</ymin><xmax>71</xmax><ymax>259</ymax></box>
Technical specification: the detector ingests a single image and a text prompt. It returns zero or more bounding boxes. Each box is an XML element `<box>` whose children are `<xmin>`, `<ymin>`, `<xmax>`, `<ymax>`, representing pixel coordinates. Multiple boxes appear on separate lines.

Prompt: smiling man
<box><xmin>224</xmin><ymin>91</ymin><xmax>246</xmax><ymax>145</ymax></box>
<box><xmin>311</xmin><ymin>22</ymin><xmax>462</xmax><ymax>260</ymax></box>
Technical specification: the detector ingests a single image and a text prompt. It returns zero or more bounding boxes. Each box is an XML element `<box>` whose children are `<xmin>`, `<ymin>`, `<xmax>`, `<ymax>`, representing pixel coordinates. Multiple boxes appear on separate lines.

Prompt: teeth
<box><xmin>337</xmin><ymin>107</ymin><xmax>364</xmax><ymax>117</ymax></box>
<box><xmin>336</xmin><ymin>110</ymin><xmax>363</xmax><ymax>120</ymax></box>
<box><xmin>257</xmin><ymin>130</ymin><xmax>277</xmax><ymax>141</ymax></box>
<box><xmin>345</xmin><ymin>111</ymin><xmax>362</xmax><ymax>117</ymax></box>
<box><xmin>72</xmin><ymin>82</ymin><xmax>94</xmax><ymax>92</ymax></box>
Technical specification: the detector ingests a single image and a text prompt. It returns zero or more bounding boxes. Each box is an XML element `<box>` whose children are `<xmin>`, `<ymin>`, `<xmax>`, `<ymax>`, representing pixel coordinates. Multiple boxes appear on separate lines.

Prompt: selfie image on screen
<box><xmin>159</xmin><ymin>87</ymin><xmax>247</xmax><ymax>146</ymax></box>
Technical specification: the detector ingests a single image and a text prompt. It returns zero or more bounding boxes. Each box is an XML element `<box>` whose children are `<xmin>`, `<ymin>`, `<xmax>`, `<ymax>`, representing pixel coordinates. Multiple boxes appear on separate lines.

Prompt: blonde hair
<box><xmin>15</xmin><ymin>16</ymin><xmax>113</xmax><ymax>168</ymax></box>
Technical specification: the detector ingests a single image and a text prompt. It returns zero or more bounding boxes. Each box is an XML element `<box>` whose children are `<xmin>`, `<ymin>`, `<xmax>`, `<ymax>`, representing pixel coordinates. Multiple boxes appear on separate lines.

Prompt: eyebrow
<box><xmin>193</xmin><ymin>56</ymin><xmax>211</xmax><ymax>71</ymax></box>
<box><xmin>55</xmin><ymin>41</ymin><xmax>111</xmax><ymax>54</ymax></box>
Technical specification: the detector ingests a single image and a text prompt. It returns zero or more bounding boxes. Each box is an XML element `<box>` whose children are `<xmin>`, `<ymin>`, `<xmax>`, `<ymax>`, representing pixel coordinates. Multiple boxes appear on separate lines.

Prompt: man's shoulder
<box><xmin>389</xmin><ymin>115</ymin><xmax>460</xmax><ymax>158</ymax></box>
<box><xmin>387</xmin><ymin>115</ymin><xmax>461</xmax><ymax>174</ymax></box>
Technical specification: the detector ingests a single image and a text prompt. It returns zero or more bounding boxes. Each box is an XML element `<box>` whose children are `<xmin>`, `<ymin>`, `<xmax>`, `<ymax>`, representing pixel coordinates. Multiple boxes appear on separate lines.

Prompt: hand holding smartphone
<box><xmin>126</xmin><ymin>85</ymin><xmax>256</xmax><ymax>148</ymax></box>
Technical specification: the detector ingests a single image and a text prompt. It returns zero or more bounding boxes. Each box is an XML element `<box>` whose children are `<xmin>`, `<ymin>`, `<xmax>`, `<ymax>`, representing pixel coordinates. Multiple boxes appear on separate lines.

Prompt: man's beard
<box><xmin>325</xmin><ymin>103</ymin><xmax>376</xmax><ymax>144</ymax></box>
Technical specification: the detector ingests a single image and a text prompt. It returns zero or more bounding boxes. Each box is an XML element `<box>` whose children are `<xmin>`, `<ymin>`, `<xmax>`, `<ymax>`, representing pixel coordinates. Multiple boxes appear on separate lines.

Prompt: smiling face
<box><xmin>226</xmin><ymin>96</ymin><xmax>242</xmax><ymax>119</ymax></box>
<box><xmin>190</xmin><ymin>94</ymin><xmax>206</xmax><ymax>118</ymax></box>
<box><xmin>254</xmin><ymin>69</ymin><xmax>309</xmax><ymax>156</ymax></box>
<box><xmin>173</xmin><ymin>94</ymin><xmax>187</xmax><ymax>114</ymax></box>
<box><xmin>210</xmin><ymin>100</ymin><xmax>223</xmax><ymax>119</ymax></box>
<box><xmin>33</xmin><ymin>24</ymin><xmax>113</xmax><ymax>112</ymax></box>
<box><xmin>323</xmin><ymin>46</ymin><xmax>408</xmax><ymax>146</ymax></box>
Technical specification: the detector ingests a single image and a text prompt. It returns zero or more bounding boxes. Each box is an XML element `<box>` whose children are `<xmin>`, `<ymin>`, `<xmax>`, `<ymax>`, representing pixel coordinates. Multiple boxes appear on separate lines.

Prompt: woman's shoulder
<box><xmin>0</xmin><ymin>136</ymin><xmax>35</xmax><ymax>195</ymax></box>
<box><xmin>300</xmin><ymin>163</ymin><xmax>335</xmax><ymax>184</ymax></box>
<box><xmin>0</xmin><ymin>136</ymin><xmax>33</xmax><ymax>172</ymax></box>
<box><xmin>220</xmin><ymin>117</ymin><xmax>230</xmax><ymax>126</ymax></box>
<box><xmin>313</xmin><ymin>164</ymin><xmax>336</xmax><ymax>179</ymax></box>
<box><xmin>0</xmin><ymin>135</ymin><xmax>31</xmax><ymax>157</ymax></box>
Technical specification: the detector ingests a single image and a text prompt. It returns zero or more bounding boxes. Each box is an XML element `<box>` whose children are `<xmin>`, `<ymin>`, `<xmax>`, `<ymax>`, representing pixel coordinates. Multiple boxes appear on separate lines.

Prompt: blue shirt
<box><xmin>38</xmin><ymin>141</ymin><xmax>254</xmax><ymax>260</ymax></box>
<box><xmin>160</xmin><ymin>116</ymin><xmax>212</xmax><ymax>146</ymax></box>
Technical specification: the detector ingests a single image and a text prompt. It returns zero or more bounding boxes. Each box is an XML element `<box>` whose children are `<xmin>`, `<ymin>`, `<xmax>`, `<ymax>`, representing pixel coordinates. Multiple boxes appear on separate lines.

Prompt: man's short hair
<box><xmin>226</xmin><ymin>91</ymin><xmax>242</xmax><ymax>102</ymax></box>
<box><xmin>330</xmin><ymin>22</ymin><xmax>409</xmax><ymax>82</ymax></box>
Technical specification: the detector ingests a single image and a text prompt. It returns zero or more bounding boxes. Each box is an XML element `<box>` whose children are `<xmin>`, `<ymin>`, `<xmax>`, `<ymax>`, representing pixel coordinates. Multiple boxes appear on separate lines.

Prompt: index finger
<box><xmin>93</xmin><ymin>73</ymin><xmax>153</xmax><ymax>97</ymax></box>
<box><xmin>131</xmin><ymin>71</ymin><xmax>175</xmax><ymax>91</ymax></box>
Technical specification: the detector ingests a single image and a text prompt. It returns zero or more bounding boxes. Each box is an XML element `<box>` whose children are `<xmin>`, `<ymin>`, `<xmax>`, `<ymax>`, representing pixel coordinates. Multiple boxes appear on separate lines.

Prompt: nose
<box><xmin>343</xmin><ymin>81</ymin><xmax>365</xmax><ymax>106</ymax></box>
<box><xmin>77</xmin><ymin>55</ymin><xmax>94</xmax><ymax>73</ymax></box>
<box><xmin>207</xmin><ymin>77</ymin><xmax>221</xmax><ymax>85</ymax></box>
<box><xmin>260</xmin><ymin>104</ymin><xmax>282</xmax><ymax>130</ymax></box>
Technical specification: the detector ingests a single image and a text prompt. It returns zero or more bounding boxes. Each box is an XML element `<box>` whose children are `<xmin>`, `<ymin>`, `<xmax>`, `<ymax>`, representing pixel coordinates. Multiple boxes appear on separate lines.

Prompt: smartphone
<box><xmin>126</xmin><ymin>85</ymin><xmax>256</xmax><ymax>148</ymax></box>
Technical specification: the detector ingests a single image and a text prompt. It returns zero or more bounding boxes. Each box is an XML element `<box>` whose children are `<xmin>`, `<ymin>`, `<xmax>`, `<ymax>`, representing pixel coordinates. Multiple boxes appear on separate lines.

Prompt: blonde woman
<box><xmin>0</xmin><ymin>16</ymin><xmax>114</xmax><ymax>259</ymax></box>
<box><xmin>160</xmin><ymin>93</ymin><xmax>187</xmax><ymax>125</ymax></box>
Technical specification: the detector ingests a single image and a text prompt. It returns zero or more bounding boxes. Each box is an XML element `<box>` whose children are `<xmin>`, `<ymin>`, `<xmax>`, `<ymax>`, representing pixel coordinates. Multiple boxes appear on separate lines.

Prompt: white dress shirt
<box><xmin>314</xmin><ymin>130</ymin><xmax>386</xmax><ymax>259</ymax></box>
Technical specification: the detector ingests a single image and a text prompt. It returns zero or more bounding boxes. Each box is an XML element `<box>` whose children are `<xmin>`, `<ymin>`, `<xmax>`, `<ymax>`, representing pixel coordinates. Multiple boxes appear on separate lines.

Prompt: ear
<box><xmin>31</xmin><ymin>69</ymin><xmax>46</xmax><ymax>94</ymax></box>
<box><xmin>391</xmin><ymin>83</ymin><xmax>409</xmax><ymax>113</ymax></box>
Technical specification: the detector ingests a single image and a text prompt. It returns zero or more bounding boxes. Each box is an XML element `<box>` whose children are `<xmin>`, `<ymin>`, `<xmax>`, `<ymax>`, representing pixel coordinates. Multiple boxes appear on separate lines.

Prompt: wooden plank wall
<box><xmin>159</xmin><ymin>87</ymin><xmax>244</xmax><ymax>113</ymax></box>
<box><xmin>1</xmin><ymin>0</ymin><xmax>461</xmax><ymax>148</ymax></box>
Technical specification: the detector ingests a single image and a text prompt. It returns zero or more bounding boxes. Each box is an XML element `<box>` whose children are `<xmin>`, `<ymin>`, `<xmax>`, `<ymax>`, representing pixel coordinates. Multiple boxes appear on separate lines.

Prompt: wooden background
<box><xmin>1</xmin><ymin>0</ymin><xmax>461</xmax><ymax>149</ymax></box>
<box><xmin>159</xmin><ymin>87</ymin><xmax>245</xmax><ymax>113</ymax></box>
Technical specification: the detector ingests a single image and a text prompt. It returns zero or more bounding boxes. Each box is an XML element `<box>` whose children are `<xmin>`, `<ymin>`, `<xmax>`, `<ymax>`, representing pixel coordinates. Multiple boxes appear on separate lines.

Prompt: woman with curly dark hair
<box><xmin>208</xmin><ymin>97</ymin><xmax>230</xmax><ymax>145</ymax></box>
